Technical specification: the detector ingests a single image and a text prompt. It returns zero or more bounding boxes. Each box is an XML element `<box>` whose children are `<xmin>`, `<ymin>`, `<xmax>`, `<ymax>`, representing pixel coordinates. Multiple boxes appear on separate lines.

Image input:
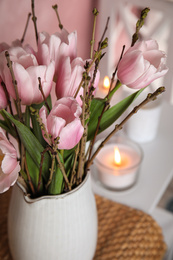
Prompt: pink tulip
<box><xmin>0</xmin><ymin>81</ymin><xmax>7</xmax><ymax>109</ymax></box>
<box><xmin>0</xmin><ymin>127</ymin><xmax>20</xmax><ymax>193</ymax></box>
<box><xmin>0</xmin><ymin>46</ymin><xmax>55</xmax><ymax>105</ymax></box>
<box><xmin>55</xmin><ymin>57</ymin><xmax>100</xmax><ymax>106</ymax></box>
<box><xmin>37</xmin><ymin>29</ymin><xmax>77</xmax><ymax>75</ymax></box>
<box><xmin>117</xmin><ymin>40</ymin><xmax>168</xmax><ymax>89</ymax></box>
<box><xmin>0</xmin><ymin>42</ymin><xmax>10</xmax><ymax>52</ymax></box>
<box><xmin>39</xmin><ymin>97</ymin><xmax>84</xmax><ymax>150</ymax></box>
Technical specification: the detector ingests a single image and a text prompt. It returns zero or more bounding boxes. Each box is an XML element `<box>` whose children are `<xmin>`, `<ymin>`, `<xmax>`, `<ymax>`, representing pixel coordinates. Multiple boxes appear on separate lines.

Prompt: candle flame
<box><xmin>103</xmin><ymin>76</ymin><xmax>110</xmax><ymax>89</ymax></box>
<box><xmin>114</xmin><ymin>147</ymin><xmax>121</xmax><ymax>166</ymax></box>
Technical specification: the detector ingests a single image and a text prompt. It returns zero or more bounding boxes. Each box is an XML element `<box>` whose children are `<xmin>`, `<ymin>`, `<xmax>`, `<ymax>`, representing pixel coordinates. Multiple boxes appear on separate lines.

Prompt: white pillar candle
<box><xmin>125</xmin><ymin>100</ymin><xmax>162</xmax><ymax>143</ymax></box>
<box><xmin>94</xmin><ymin>137</ymin><xmax>143</xmax><ymax>190</ymax></box>
<box><xmin>122</xmin><ymin>85</ymin><xmax>162</xmax><ymax>143</ymax></box>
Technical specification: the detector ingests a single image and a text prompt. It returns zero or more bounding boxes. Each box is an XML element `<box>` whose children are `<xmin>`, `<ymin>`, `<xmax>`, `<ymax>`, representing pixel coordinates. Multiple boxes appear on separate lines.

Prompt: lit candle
<box><xmin>96</xmin><ymin>76</ymin><xmax>122</xmax><ymax>107</ymax></box>
<box><xmin>102</xmin><ymin>76</ymin><xmax>110</xmax><ymax>90</ymax></box>
<box><xmin>94</xmin><ymin>137</ymin><xmax>143</xmax><ymax>190</ymax></box>
<box><xmin>96</xmin><ymin>76</ymin><xmax>110</xmax><ymax>98</ymax></box>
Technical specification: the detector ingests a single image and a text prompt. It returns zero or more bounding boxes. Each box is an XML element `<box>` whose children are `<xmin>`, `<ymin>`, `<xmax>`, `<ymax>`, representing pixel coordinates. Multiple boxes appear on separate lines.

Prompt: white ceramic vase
<box><xmin>8</xmin><ymin>174</ymin><xmax>98</xmax><ymax>260</ymax></box>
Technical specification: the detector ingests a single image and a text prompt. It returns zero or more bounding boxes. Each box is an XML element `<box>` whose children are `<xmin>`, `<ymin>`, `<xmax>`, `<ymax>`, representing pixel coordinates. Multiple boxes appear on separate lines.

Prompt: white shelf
<box><xmin>91</xmin><ymin>101</ymin><xmax>173</xmax><ymax>214</ymax></box>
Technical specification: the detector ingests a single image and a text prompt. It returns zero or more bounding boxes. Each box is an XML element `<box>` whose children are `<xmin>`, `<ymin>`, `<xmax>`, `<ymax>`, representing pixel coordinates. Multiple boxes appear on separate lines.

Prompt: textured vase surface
<box><xmin>8</xmin><ymin>174</ymin><xmax>97</xmax><ymax>260</ymax></box>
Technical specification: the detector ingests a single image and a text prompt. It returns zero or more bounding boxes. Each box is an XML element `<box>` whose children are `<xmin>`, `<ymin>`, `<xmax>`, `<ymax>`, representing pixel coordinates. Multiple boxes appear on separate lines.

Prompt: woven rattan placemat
<box><xmin>0</xmin><ymin>190</ymin><xmax>166</xmax><ymax>260</ymax></box>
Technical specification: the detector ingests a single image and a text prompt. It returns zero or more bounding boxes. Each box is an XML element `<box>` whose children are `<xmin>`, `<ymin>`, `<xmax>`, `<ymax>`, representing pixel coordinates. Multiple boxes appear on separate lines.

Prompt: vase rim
<box><xmin>16</xmin><ymin>172</ymin><xmax>89</xmax><ymax>204</ymax></box>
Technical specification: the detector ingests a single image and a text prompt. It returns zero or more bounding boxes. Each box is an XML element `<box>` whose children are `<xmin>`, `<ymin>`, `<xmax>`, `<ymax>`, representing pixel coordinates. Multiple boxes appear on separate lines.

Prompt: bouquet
<box><xmin>0</xmin><ymin>2</ymin><xmax>168</xmax><ymax>197</ymax></box>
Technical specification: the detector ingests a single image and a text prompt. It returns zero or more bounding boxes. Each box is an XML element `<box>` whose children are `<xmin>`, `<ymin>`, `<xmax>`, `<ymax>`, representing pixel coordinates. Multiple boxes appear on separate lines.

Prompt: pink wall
<box><xmin>0</xmin><ymin>0</ymin><xmax>98</xmax><ymax>59</ymax></box>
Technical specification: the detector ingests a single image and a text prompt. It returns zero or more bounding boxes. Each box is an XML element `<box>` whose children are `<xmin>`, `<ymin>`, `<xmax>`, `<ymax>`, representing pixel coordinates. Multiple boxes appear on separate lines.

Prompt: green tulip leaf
<box><xmin>88</xmin><ymin>88</ymin><xmax>144</xmax><ymax>140</ymax></box>
<box><xmin>25</xmin><ymin>150</ymin><xmax>43</xmax><ymax>193</ymax></box>
<box><xmin>2</xmin><ymin>110</ymin><xmax>51</xmax><ymax>182</ymax></box>
<box><xmin>48</xmin><ymin>152</ymin><xmax>74</xmax><ymax>195</ymax></box>
<box><xmin>48</xmin><ymin>151</ymin><xmax>64</xmax><ymax>195</ymax></box>
<box><xmin>0</xmin><ymin>111</ymin><xmax>16</xmax><ymax>137</ymax></box>
<box><xmin>48</xmin><ymin>162</ymin><xmax>63</xmax><ymax>195</ymax></box>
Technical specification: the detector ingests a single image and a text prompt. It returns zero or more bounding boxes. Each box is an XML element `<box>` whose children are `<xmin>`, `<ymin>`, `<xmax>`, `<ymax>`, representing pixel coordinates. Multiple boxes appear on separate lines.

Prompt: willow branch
<box><xmin>90</xmin><ymin>8</ymin><xmax>99</xmax><ymax>59</ymax></box>
<box><xmin>87</xmin><ymin>86</ymin><xmax>165</xmax><ymax>167</ymax></box>
<box><xmin>5</xmin><ymin>51</ymin><xmax>23</xmax><ymax>123</ymax></box>
<box><xmin>21</xmin><ymin>13</ymin><xmax>31</xmax><ymax>43</ymax></box>
<box><xmin>30</xmin><ymin>107</ymin><xmax>52</xmax><ymax>145</ymax></box>
<box><xmin>87</xmin><ymin>45</ymin><xmax>125</xmax><ymax>164</ymax></box>
<box><xmin>52</xmin><ymin>4</ymin><xmax>63</xmax><ymax>30</ymax></box>
<box><xmin>97</xmin><ymin>17</ymin><xmax>110</xmax><ymax>51</ymax></box>
<box><xmin>70</xmin><ymin>143</ymin><xmax>80</xmax><ymax>186</ymax></box>
<box><xmin>46</xmin><ymin>153</ymin><xmax>56</xmax><ymax>190</ymax></box>
<box><xmin>37</xmin><ymin>146</ymin><xmax>52</xmax><ymax>192</ymax></box>
<box><xmin>1</xmin><ymin>81</ymin><xmax>14</xmax><ymax>116</ymax></box>
<box><xmin>74</xmin><ymin>51</ymin><xmax>101</xmax><ymax>98</ymax></box>
<box><xmin>38</xmin><ymin>77</ymin><xmax>51</xmax><ymax>112</ymax></box>
<box><xmin>77</xmin><ymin>78</ymin><xmax>88</xmax><ymax>183</ymax></box>
<box><xmin>24</xmin><ymin>156</ymin><xmax>36</xmax><ymax>195</ymax></box>
<box><xmin>108</xmin><ymin>45</ymin><xmax>125</xmax><ymax>94</ymax></box>
<box><xmin>31</xmin><ymin>0</ymin><xmax>38</xmax><ymax>45</ymax></box>
<box><xmin>131</xmin><ymin>7</ymin><xmax>150</xmax><ymax>47</ymax></box>
<box><xmin>56</xmin><ymin>152</ymin><xmax>71</xmax><ymax>190</ymax></box>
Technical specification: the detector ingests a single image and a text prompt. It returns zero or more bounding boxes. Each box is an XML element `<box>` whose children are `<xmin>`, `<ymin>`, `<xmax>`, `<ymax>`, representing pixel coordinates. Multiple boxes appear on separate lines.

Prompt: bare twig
<box><xmin>30</xmin><ymin>107</ymin><xmax>52</xmax><ymax>144</ymax></box>
<box><xmin>87</xmin><ymin>45</ymin><xmax>125</xmax><ymax>164</ymax></box>
<box><xmin>1</xmin><ymin>81</ymin><xmax>14</xmax><ymax>116</ymax></box>
<box><xmin>70</xmin><ymin>143</ymin><xmax>80</xmax><ymax>186</ymax></box>
<box><xmin>52</xmin><ymin>4</ymin><xmax>63</xmax><ymax>30</ymax></box>
<box><xmin>90</xmin><ymin>8</ymin><xmax>99</xmax><ymax>59</ymax></box>
<box><xmin>5</xmin><ymin>51</ymin><xmax>23</xmax><ymax>123</ymax></box>
<box><xmin>24</xmin><ymin>156</ymin><xmax>36</xmax><ymax>195</ymax></box>
<box><xmin>21</xmin><ymin>13</ymin><xmax>31</xmax><ymax>43</ymax></box>
<box><xmin>108</xmin><ymin>45</ymin><xmax>125</xmax><ymax>95</ymax></box>
<box><xmin>76</xmin><ymin>75</ymin><xmax>89</xmax><ymax>183</ymax></box>
<box><xmin>38</xmin><ymin>77</ymin><xmax>51</xmax><ymax>112</ymax></box>
<box><xmin>37</xmin><ymin>146</ymin><xmax>52</xmax><ymax>192</ymax></box>
<box><xmin>74</xmin><ymin>51</ymin><xmax>102</xmax><ymax>98</ymax></box>
<box><xmin>31</xmin><ymin>0</ymin><xmax>38</xmax><ymax>44</ymax></box>
<box><xmin>97</xmin><ymin>17</ymin><xmax>110</xmax><ymax>51</ymax></box>
<box><xmin>45</xmin><ymin>153</ymin><xmax>56</xmax><ymax>190</ymax></box>
<box><xmin>56</xmin><ymin>152</ymin><xmax>71</xmax><ymax>190</ymax></box>
<box><xmin>87</xmin><ymin>86</ymin><xmax>165</xmax><ymax>167</ymax></box>
<box><xmin>131</xmin><ymin>7</ymin><xmax>150</xmax><ymax>47</ymax></box>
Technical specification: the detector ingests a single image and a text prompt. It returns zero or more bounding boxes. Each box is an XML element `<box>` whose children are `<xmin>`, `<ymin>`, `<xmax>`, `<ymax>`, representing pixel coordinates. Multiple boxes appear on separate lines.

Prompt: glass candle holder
<box><xmin>94</xmin><ymin>136</ymin><xmax>143</xmax><ymax>191</ymax></box>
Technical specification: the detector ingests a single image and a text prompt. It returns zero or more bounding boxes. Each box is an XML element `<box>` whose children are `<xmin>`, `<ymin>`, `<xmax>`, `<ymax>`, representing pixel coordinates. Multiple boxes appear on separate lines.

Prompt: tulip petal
<box><xmin>0</xmin><ymin>167</ymin><xmax>19</xmax><ymax>193</ymax></box>
<box><xmin>59</xmin><ymin>118</ymin><xmax>84</xmax><ymax>150</ymax></box>
<box><xmin>0</xmin><ymin>84</ymin><xmax>7</xmax><ymax>109</ymax></box>
<box><xmin>48</xmin><ymin>115</ymin><xmax>66</xmax><ymax>141</ymax></box>
<box><xmin>0</xmin><ymin>127</ymin><xmax>20</xmax><ymax>193</ymax></box>
<box><xmin>12</xmin><ymin>63</ymin><xmax>34</xmax><ymax>105</ymax></box>
<box><xmin>55</xmin><ymin>56</ymin><xmax>72</xmax><ymax>98</ymax></box>
<box><xmin>117</xmin><ymin>39</ymin><xmax>168</xmax><ymax>89</ymax></box>
<box><xmin>118</xmin><ymin>51</ymin><xmax>150</xmax><ymax>85</ymax></box>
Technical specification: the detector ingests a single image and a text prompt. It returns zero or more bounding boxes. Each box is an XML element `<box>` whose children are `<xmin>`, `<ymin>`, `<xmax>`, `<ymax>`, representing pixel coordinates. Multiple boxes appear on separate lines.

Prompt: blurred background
<box><xmin>0</xmin><ymin>0</ymin><xmax>98</xmax><ymax>59</ymax></box>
